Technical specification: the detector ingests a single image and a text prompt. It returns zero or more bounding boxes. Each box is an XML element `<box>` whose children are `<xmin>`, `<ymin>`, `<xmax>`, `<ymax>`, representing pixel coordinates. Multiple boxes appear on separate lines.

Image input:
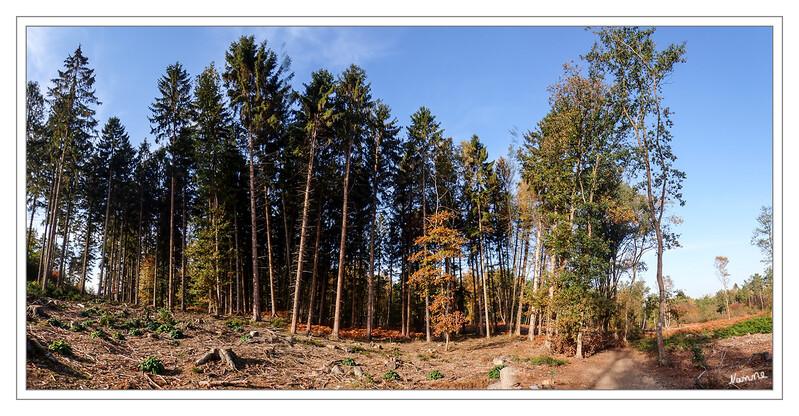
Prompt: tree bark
<box><xmin>291</xmin><ymin>131</ymin><xmax>316</xmax><ymax>334</ymax></box>
<box><xmin>247</xmin><ymin>131</ymin><xmax>261</xmax><ymax>322</ymax></box>
<box><xmin>331</xmin><ymin>140</ymin><xmax>353</xmax><ymax>339</ymax></box>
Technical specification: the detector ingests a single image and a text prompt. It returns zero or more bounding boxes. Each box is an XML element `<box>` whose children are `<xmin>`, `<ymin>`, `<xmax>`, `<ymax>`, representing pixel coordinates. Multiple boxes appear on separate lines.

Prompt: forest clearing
<box><xmin>25</xmin><ymin>296</ymin><xmax>772</xmax><ymax>391</ymax></box>
<box><xmin>24</xmin><ymin>24</ymin><xmax>775</xmax><ymax>396</ymax></box>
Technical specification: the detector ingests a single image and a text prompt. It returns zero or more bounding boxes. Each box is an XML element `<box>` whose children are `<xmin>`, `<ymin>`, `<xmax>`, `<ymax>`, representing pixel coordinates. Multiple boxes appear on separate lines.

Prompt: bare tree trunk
<box><xmin>168</xmin><ymin>173</ymin><xmax>175</xmax><ymax>310</ymax></box>
<box><xmin>291</xmin><ymin>133</ymin><xmax>316</xmax><ymax>334</ymax></box>
<box><xmin>79</xmin><ymin>220</ymin><xmax>92</xmax><ymax>294</ymax></box>
<box><xmin>332</xmin><ymin>140</ymin><xmax>353</xmax><ymax>339</ymax></box>
<box><xmin>264</xmin><ymin>185</ymin><xmax>277</xmax><ymax>317</ymax></box>
<box><xmin>305</xmin><ymin>204</ymin><xmax>322</xmax><ymax>335</ymax></box>
<box><xmin>514</xmin><ymin>229</ymin><xmax>530</xmax><ymax>335</ymax></box>
<box><xmin>247</xmin><ymin>132</ymin><xmax>261</xmax><ymax>322</ymax></box>
<box><xmin>181</xmin><ymin>187</ymin><xmax>187</xmax><ymax>310</ymax></box>
<box><xmin>478</xmin><ymin>203</ymin><xmax>491</xmax><ymax>339</ymax></box>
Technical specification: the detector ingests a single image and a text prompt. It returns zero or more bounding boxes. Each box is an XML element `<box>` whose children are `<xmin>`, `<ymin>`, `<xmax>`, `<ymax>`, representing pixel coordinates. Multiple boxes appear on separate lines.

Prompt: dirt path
<box><xmin>555</xmin><ymin>348</ymin><xmax>663</xmax><ymax>389</ymax></box>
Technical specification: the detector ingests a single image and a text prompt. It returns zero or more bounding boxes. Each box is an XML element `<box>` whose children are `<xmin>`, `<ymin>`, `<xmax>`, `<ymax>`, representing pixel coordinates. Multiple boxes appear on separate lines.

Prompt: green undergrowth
<box><xmin>633</xmin><ymin>315</ymin><xmax>772</xmax><ymax>353</ymax></box>
<box><xmin>513</xmin><ymin>355</ymin><xmax>569</xmax><ymax>366</ymax></box>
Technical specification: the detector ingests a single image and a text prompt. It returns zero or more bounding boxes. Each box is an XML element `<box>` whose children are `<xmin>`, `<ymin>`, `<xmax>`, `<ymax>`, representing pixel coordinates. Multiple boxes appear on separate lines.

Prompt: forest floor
<box><xmin>24</xmin><ymin>296</ymin><xmax>772</xmax><ymax>391</ymax></box>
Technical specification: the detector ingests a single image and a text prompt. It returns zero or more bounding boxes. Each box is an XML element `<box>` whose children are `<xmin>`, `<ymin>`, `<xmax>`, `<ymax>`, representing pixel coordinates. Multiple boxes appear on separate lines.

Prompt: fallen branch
<box><xmin>143</xmin><ymin>373</ymin><xmax>163</xmax><ymax>390</ymax></box>
<box><xmin>199</xmin><ymin>380</ymin><xmax>249</xmax><ymax>388</ymax></box>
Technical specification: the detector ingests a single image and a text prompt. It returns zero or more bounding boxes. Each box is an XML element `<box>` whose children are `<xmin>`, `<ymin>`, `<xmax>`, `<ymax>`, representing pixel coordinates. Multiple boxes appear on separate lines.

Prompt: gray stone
<box><xmin>500</xmin><ymin>366</ymin><xmax>519</xmax><ymax>389</ymax></box>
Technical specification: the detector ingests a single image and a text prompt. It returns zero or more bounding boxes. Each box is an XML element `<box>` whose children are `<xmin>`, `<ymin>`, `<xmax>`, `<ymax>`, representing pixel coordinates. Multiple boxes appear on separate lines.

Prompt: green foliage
<box><xmin>349</xmin><ymin>345</ymin><xmax>365</xmax><ymax>353</ymax></box>
<box><xmin>146</xmin><ymin>321</ymin><xmax>160</xmax><ymax>332</ymax></box>
<box><xmin>157</xmin><ymin>308</ymin><xmax>175</xmax><ymax>325</ymax></box>
<box><xmin>98</xmin><ymin>313</ymin><xmax>116</xmax><ymax>328</ymax></box>
<box><xmin>192</xmin><ymin>367</ymin><xmax>203</xmax><ymax>374</ymax></box>
<box><xmin>70</xmin><ymin>322</ymin><xmax>85</xmax><ymax>332</ymax></box>
<box><xmin>382</xmin><ymin>370</ymin><xmax>400</xmax><ymax>381</ymax></box>
<box><xmin>714</xmin><ymin>315</ymin><xmax>772</xmax><ymax>339</ymax></box>
<box><xmin>299</xmin><ymin>338</ymin><xmax>325</xmax><ymax>347</ymax></box>
<box><xmin>691</xmin><ymin>346</ymin><xmax>707</xmax><ymax>370</ymax></box>
<box><xmin>79</xmin><ymin>306</ymin><xmax>102</xmax><ymax>317</ymax></box>
<box><xmin>225</xmin><ymin>319</ymin><xmax>245</xmax><ymax>333</ymax></box>
<box><xmin>47</xmin><ymin>318</ymin><xmax>67</xmax><ymax>329</ymax></box>
<box><xmin>342</xmin><ymin>357</ymin><xmax>357</xmax><ymax>366</ymax></box>
<box><xmin>426</xmin><ymin>370</ymin><xmax>444</xmax><ymax>380</ymax></box>
<box><xmin>240</xmin><ymin>334</ymin><xmax>252</xmax><ymax>343</ymax></box>
<box><xmin>48</xmin><ymin>340</ymin><xmax>72</xmax><ymax>356</ymax></box>
<box><xmin>269</xmin><ymin>317</ymin><xmax>288</xmax><ymax>328</ymax></box>
<box><xmin>90</xmin><ymin>330</ymin><xmax>106</xmax><ymax>339</ymax></box>
<box><xmin>138</xmin><ymin>356</ymin><xmax>165</xmax><ymax>374</ymax></box>
<box><xmin>521</xmin><ymin>356</ymin><xmax>569</xmax><ymax>366</ymax></box>
<box><xmin>112</xmin><ymin>331</ymin><xmax>124</xmax><ymax>340</ymax></box>
<box><xmin>128</xmin><ymin>328</ymin><xmax>142</xmax><ymax>336</ymax></box>
<box><xmin>488</xmin><ymin>364</ymin><xmax>507</xmax><ymax>379</ymax></box>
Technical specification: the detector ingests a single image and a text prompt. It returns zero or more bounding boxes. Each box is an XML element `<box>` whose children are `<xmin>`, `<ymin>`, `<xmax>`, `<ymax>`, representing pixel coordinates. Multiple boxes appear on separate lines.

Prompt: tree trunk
<box><xmin>247</xmin><ymin>131</ymin><xmax>261</xmax><ymax>322</ymax></box>
<box><xmin>478</xmin><ymin>203</ymin><xmax>491</xmax><ymax>339</ymax></box>
<box><xmin>264</xmin><ymin>185</ymin><xmax>277</xmax><ymax>317</ymax></box>
<box><xmin>291</xmin><ymin>133</ymin><xmax>316</xmax><ymax>334</ymax></box>
<box><xmin>305</xmin><ymin>203</ymin><xmax>323</xmax><ymax>335</ymax></box>
<box><xmin>181</xmin><ymin>187</ymin><xmax>187</xmax><ymax>311</ymax></box>
<box><xmin>331</xmin><ymin>140</ymin><xmax>353</xmax><ymax>339</ymax></box>
<box><xmin>168</xmin><ymin>172</ymin><xmax>175</xmax><ymax>310</ymax></box>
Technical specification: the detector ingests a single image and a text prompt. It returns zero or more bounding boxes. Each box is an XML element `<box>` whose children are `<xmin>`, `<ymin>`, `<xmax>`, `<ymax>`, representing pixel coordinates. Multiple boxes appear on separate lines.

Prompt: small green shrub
<box><xmin>48</xmin><ymin>340</ymin><xmax>72</xmax><ymax>356</ymax></box>
<box><xmin>47</xmin><ymin>318</ymin><xmax>67</xmax><ymax>329</ymax></box>
<box><xmin>382</xmin><ymin>370</ymin><xmax>400</xmax><ymax>381</ymax></box>
<box><xmin>270</xmin><ymin>317</ymin><xmax>288</xmax><ymax>328</ymax></box>
<box><xmin>138</xmin><ymin>356</ymin><xmax>165</xmax><ymax>374</ymax></box>
<box><xmin>427</xmin><ymin>370</ymin><xmax>444</xmax><ymax>380</ymax></box>
<box><xmin>90</xmin><ymin>330</ymin><xmax>106</xmax><ymax>339</ymax></box>
<box><xmin>240</xmin><ymin>334</ymin><xmax>253</xmax><ymax>343</ymax></box>
<box><xmin>70</xmin><ymin>322</ymin><xmax>85</xmax><ymax>332</ymax></box>
<box><xmin>488</xmin><ymin>364</ymin><xmax>507</xmax><ymax>379</ymax></box>
<box><xmin>168</xmin><ymin>328</ymin><xmax>183</xmax><ymax>339</ymax></box>
<box><xmin>128</xmin><ymin>328</ymin><xmax>142</xmax><ymax>336</ymax></box>
<box><xmin>112</xmin><ymin>331</ymin><xmax>124</xmax><ymax>340</ymax></box>
<box><xmin>98</xmin><ymin>313</ymin><xmax>116</xmax><ymax>328</ymax></box>
<box><xmin>157</xmin><ymin>308</ymin><xmax>175</xmax><ymax>325</ymax></box>
<box><xmin>691</xmin><ymin>346</ymin><xmax>708</xmax><ymax>370</ymax></box>
<box><xmin>146</xmin><ymin>321</ymin><xmax>160</xmax><ymax>332</ymax></box>
<box><xmin>349</xmin><ymin>345</ymin><xmax>365</xmax><ymax>353</ymax></box>
<box><xmin>342</xmin><ymin>357</ymin><xmax>357</xmax><ymax>366</ymax></box>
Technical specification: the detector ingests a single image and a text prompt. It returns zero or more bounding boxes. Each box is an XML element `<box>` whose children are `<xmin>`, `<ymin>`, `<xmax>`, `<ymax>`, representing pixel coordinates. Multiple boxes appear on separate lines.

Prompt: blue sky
<box><xmin>25</xmin><ymin>25</ymin><xmax>774</xmax><ymax>298</ymax></box>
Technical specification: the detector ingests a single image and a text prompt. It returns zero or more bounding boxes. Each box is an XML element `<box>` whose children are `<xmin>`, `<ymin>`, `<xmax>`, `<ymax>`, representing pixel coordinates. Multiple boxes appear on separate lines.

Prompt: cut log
<box><xmin>196</xmin><ymin>348</ymin><xmax>219</xmax><ymax>365</ymax></box>
<box><xmin>219</xmin><ymin>348</ymin><xmax>240</xmax><ymax>371</ymax></box>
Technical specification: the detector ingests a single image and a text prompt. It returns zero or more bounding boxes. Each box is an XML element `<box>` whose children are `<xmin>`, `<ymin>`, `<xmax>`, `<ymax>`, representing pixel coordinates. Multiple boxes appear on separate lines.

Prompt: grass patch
<box><xmin>520</xmin><ymin>356</ymin><xmax>569</xmax><ymax>366</ymax></box>
<box><xmin>299</xmin><ymin>338</ymin><xmax>325</xmax><ymax>347</ymax></box>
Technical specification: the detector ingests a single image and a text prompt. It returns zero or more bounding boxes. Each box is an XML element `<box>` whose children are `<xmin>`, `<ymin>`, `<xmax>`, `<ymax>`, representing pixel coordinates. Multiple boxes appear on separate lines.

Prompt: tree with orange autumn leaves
<box><xmin>409</xmin><ymin>210</ymin><xmax>468</xmax><ymax>350</ymax></box>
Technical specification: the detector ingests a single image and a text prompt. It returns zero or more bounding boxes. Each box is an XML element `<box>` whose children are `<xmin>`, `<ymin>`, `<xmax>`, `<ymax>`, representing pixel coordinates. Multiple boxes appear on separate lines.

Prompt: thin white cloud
<box><xmin>218</xmin><ymin>26</ymin><xmax>397</xmax><ymax>76</ymax></box>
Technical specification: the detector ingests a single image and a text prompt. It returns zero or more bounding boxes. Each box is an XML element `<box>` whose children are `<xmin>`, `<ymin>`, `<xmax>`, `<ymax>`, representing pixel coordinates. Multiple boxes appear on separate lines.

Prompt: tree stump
<box><xmin>196</xmin><ymin>348</ymin><xmax>219</xmax><ymax>365</ymax></box>
<box><xmin>219</xmin><ymin>347</ymin><xmax>240</xmax><ymax>371</ymax></box>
